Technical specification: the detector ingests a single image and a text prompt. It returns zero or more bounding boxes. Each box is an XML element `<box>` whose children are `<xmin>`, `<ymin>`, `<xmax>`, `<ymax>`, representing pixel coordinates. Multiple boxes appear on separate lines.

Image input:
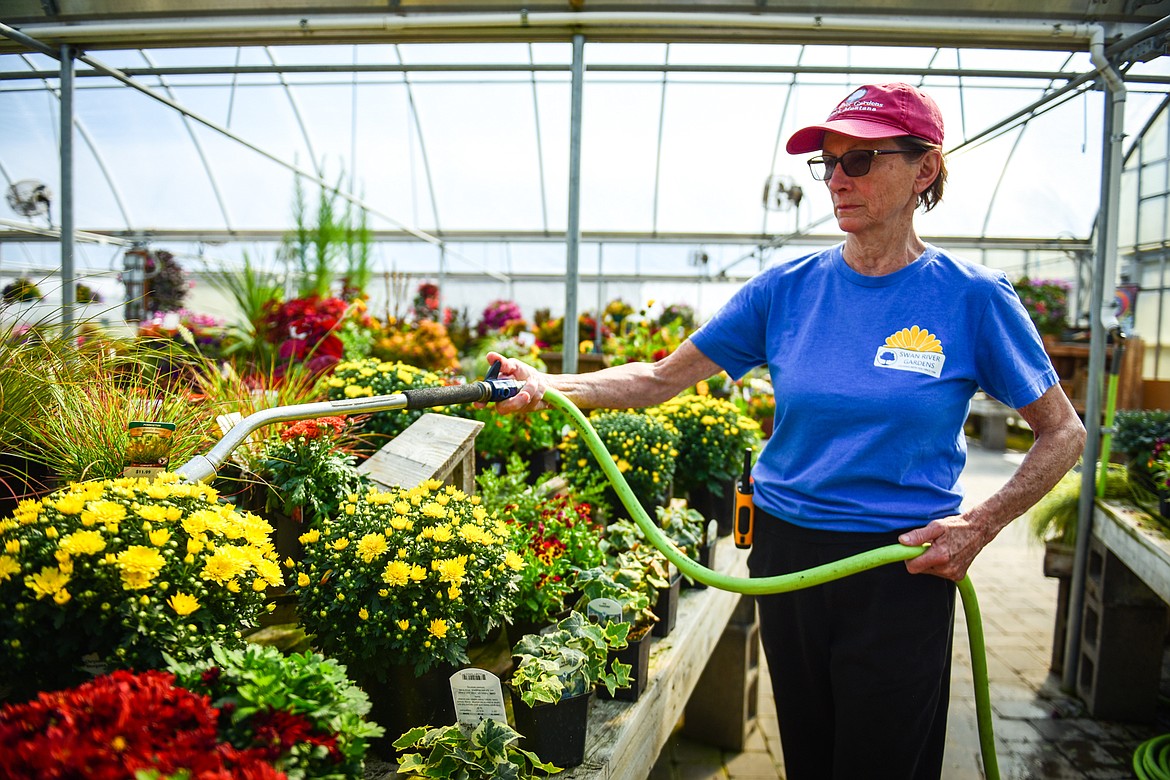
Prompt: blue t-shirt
<box><xmin>690</xmin><ymin>244</ymin><xmax>1059</xmax><ymax>533</ymax></box>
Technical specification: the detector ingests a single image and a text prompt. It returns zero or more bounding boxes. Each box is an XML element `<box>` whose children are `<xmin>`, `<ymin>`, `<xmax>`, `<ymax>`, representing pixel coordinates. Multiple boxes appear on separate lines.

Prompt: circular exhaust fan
<box><xmin>6</xmin><ymin>179</ymin><xmax>53</xmax><ymax>220</ymax></box>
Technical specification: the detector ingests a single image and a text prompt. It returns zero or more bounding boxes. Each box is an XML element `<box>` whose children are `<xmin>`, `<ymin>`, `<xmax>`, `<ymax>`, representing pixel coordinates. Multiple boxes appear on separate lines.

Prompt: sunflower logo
<box><xmin>873</xmin><ymin>326</ymin><xmax>946</xmax><ymax>378</ymax></box>
<box><xmin>884</xmin><ymin>326</ymin><xmax>942</xmax><ymax>353</ymax></box>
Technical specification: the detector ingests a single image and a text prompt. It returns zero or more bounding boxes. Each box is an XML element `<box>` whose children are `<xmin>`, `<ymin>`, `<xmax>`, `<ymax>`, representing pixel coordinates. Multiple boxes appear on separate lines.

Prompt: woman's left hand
<box><xmin>897</xmin><ymin>515</ymin><xmax>994</xmax><ymax>582</ymax></box>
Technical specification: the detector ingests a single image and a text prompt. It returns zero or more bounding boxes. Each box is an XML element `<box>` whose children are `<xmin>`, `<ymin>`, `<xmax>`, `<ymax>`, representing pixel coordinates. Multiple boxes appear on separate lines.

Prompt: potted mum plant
<box><xmin>394</xmin><ymin>718</ymin><xmax>559</xmax><ymax>779</ymax></box>
<box><xmin>647</xmin><ymin>393</ymin><xmax>761</xmax><ymax>536</ymax></box>
<box><xmin>559</xmin><ymin>409</ymin><xmax>680</xmax><ymax>522</ymax></box>
<box><xmin>0</xmin><ymin>473</ymin><xmax>283</xmax><ymax>700</ymax></box>
<box><xmin>0</xmin><ymin>669</ymin><xmax>283</xmax><ymax>777</ymax></box>
<box><xmin>572</xmin><ymin>566</ymin><xmax>657</xmax><ymax>702</ymax></box>
<box><xmin>167</xmin><ymin>642</ymin><xmax>383</xmax><ymax>779</ymax></box>
<box><xmin>290</xmin><ymin>478</ymin><xmax>524</xmax><ymax>750</ymax></box>
<box><xmin>323</xmin><ymin>358</ymin><xmax>452</xmax><ymax>444</ymax></box>
<box><xmin>508</xmin><ymin>611</ymin><xmax>632</xmax><ymax>768</ymax></box>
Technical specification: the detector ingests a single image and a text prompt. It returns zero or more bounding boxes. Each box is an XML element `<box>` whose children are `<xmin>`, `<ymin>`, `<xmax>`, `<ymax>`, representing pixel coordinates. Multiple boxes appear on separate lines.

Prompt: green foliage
<box><xmin>1027</xmin><ymin>464</ymin><xmax>1130</xmax><ymax>545</ymax></box>
<box><xmin>395</xmin><ymin>719</ymin><xmax>561</xmax><ymax>779</ymax></box>
<box><xmin>573</xmin><ymin>566</ymin><xmax>656</xmax><ymax>630</ymax></box>
<box><xmin>201</xmin><ymin>250</ymin><xmax>285</xmax><ymax>366</ymax></box>
<box><xmin>510</xmin><ymin>611</ymin><xmax>631</xmax><ymax>706</ymax></box>
<box><xmin>476</xmin><ymin>455</ymin><xmax>604</xmax><ymax>625</ymax></box>
<box><xmin>168</xmin><ymin>643</ymin><xmax>384</xmax><ymax>780</ymax></box>
<box><xmin>1113</xmin><ymin>409</ymin><xmax>1170</xmax><ymax>464</ymax></box>
<box><xmin>655</xmin><ymin>503</ymin><xmax>708</xmax><ymax>564</ymax></box>
<box><xmin>466</xmin><ymin>406</ymin><xmax>567</xmax><ymax>459</ymax></box>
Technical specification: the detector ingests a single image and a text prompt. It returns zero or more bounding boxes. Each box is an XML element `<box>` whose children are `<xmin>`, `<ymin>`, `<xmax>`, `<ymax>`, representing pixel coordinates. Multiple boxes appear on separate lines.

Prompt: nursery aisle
<box><xmin>650</xmin><ymin>444</ymin><xmax>1170</xmax><ymax>780</ymax></box>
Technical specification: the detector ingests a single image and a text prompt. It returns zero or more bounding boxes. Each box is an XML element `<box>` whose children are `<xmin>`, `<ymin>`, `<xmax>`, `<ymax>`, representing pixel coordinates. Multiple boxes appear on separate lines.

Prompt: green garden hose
<box><xmin>1135</xmin><ymin>734</ymin><xmax>1170</xmax><ymax>779</ymax></box>
<box><xmin>544</xmin><ymin>387</ymin><xmax>1001</xmax><ymax>780</ymax></box>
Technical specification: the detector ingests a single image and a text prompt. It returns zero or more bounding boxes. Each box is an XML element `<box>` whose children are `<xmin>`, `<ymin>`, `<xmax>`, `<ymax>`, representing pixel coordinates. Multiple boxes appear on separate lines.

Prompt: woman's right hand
<box><xmin>485</xmin><ymin>352</ymin><xmax>549</xmax><ymax>413</ymax></box>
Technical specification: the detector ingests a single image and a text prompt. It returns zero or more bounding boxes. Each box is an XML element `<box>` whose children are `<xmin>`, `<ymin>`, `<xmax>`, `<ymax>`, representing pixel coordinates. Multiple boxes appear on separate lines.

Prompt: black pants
<box><xmin>748</xmin><ymin>511</ymin><xmax>956</xmax><ymax>780</ymax></box>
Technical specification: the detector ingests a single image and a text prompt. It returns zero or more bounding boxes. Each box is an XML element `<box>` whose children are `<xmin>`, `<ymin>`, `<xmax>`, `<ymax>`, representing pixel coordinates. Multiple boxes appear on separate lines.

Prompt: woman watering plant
<box><xmin>488</xmin><ymin>82</ymin><xmax>1085</xmax><ymax>779</ymax></box>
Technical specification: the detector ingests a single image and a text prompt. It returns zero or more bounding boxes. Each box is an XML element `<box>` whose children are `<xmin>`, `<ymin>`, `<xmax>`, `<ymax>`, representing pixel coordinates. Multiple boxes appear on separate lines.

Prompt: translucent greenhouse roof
<box><xmin>2</xmin><ymin>5</ymin><xmax>1170</xmax><ymax>279</ymax></box>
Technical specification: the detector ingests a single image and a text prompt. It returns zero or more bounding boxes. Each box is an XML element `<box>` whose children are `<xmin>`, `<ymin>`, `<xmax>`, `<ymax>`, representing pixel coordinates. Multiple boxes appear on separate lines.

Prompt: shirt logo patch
<box><xmin>873</xmin><ymin>326</ymin><xmax>945</xmax><ymax>378</ymax></box>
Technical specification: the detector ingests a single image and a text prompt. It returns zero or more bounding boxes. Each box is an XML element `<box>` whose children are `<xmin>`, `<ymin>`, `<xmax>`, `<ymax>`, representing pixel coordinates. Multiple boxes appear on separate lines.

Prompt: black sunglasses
<box><xmin>807</xmin><ymin>149</ymin><xmax>920</xmax><ymax>181</ymax></box>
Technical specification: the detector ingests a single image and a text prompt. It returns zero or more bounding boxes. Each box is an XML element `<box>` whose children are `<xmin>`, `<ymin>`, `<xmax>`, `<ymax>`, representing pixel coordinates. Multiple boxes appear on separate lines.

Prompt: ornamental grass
<box><xmin>0</xmin><ymin>473</ymin><xmax>282</xmax><ymax>699</ymax></box>
<box><xmin>291</xmin><ymin>479</ymin><xmax>524</xmax><ymax>679</ymax></box>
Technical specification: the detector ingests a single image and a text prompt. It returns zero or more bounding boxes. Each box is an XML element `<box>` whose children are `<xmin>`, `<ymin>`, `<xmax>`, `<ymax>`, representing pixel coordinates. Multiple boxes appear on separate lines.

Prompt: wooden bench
<box><xmin>357</xmin><ymin>413</ymin><xmax>483</xmax><ymax>494</ymax></box>
<box><xmin>967</xmin><ymin>395</ymin><xmax>1014</xmax><ymax>451</ymax></box>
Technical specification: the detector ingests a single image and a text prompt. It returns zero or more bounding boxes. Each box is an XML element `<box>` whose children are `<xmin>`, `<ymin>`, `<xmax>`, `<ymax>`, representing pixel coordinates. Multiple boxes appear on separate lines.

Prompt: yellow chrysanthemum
<box><xmin>149</xmin><ymin>529</ymin><xmax>172</xmax><ymax>547</ymax></box>
<box><xmin>59</xmin><ymin>529</ymin><xmax>106</xmax><ymax>556</ymax></box>
<box><xmin>358</xmin><ymin>607</ymin><xmax>369</xmax><ymax>620</ymax></box>
<box><xmin>435</xmin><ymin>556</ymin><xmax>468</xmax><ymax>585</ymax></box>
<box><xmin>297</xmin><ymin>572</ymin><xmax>311</xmax><ymax>587</ymax></box>
<box><xmin>299</xmin><ymin>528</ymin><xmax>321</xmax><ymax>544</ymax></box>
<box><xmin>81</xmin><ymin>500</ymin><xmax>126</xmax><ymax>528</ymax></box>
<box><xmin>25</xmin><ymin>565</ymin><xmax>70</xmax><ymax>599</ymax></box>
<box><xmin>167</xmin><ymin>592</ymin><xmax>200</xmax><ymax>616</ymax></box>
<box><xmin>356</xmin><ymin>533</ymin><xmax>389</xmax><ymax>563</ymax></box>
<box><xmin>397</xmin><ymin>619</ymin><xmax>410</xmax><ymax>630</ymax></box>
<box><xmin>116</xmin><ymin>545</ymin><xmax>166</xmax><ymax>590</ymax></box>
<box><xmin>200</xmin><ymin>547</ymin><xmax>250</xmax><ymax>585</ymax></box>
<box><xmin>504</xmin><ymin>550</ymin><xmax>524</xmax><ymax>570</ymax></box>
<box><xmin>427</xmin><ymin>618</ymin><xmax>449</xmax><ymax>638</ymax></box>
<box><xmin>382</xmin><ymin>560</ymin><xmax>411</xmax><ymax>586</ymax></box>
<box><xmin>0</xmin><ymin>555</ymin><xmax>21</xmax><ymax>581</ymax></box>
<box><xmin>136</xmin><ymin>504</ymin><xmax>173</xmax><ymax>524</ymax></box>
<box><xmin>53</xmin><ymin>494</ymin><xmax>86</xmax><ymax>515</ymax></box>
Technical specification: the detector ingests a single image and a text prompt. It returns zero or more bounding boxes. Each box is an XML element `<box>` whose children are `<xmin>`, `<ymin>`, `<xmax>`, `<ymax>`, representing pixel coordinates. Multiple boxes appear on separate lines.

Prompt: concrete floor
<box><xmin>650</xmin><ymin>443</ymin><xmax>1170</xmax><ymax>779</ymax></box>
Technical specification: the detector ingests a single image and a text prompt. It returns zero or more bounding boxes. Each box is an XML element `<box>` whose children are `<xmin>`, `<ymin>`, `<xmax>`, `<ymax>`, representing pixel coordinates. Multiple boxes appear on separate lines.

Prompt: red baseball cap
<box><xmin>786</xmin><ymin>82</ymin><xmax>945</xmax><ymax>154</ymax></box>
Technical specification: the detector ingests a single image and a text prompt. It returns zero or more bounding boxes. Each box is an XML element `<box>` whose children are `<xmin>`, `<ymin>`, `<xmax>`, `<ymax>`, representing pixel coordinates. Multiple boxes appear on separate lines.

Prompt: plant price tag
<box><xmin>449</xmin><ymin>668</ymin><xmax>506</xmax><ymax>729</ymax></box>
<box><xmin>586</xmin><ymin>597</ymin><xmax>623</xmax><ymax>624</ymax></box>
<box><xmin>124</xmin><ymin>421</ymin><xmax>176</xmax><ymax>479</ymax></box>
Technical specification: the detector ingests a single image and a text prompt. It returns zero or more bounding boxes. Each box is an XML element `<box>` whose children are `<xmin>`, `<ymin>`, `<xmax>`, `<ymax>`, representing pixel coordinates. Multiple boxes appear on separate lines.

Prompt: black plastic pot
<box><xmin>652</xmin><ymin>570</ymin><xmax>681</xmax><ymax>637</ymax></box>
<box><xmin>601</xmin><ymin>624</ymin><xmax>653</xmax><ymax>702</ymax></box>
<box><xmin>358</xmin><ymin>662</ymin><xmax>458</xmax><ymax>758</ymax></box>
<box><xmin>686</xmin><ymin>479</ymin><xmax>735</xmax><ymax>537</ymax></box>
<box><xmin>510</xmin><ymin>687</ymin><xmax>592</xmax><ymax>768</ymax></box>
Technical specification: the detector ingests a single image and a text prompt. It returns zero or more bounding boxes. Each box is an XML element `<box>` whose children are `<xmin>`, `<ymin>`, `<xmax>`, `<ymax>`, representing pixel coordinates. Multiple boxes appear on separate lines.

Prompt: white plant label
<box><xmin>450</xmin><ymin>668</ymin><xmax>507</xmax><ymax>728</ymax></box>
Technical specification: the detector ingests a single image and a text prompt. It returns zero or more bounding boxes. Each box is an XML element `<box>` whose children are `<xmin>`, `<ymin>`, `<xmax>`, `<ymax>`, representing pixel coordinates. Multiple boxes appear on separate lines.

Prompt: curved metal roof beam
<box><xmin>16</xmin><ymin>51</ymin><xmax>135</xmax><ymax>229</ymax></box>
<box><xmin>264</xmin><ymin>46</ymin><xmax>323</xmax><ymax>178</ymax></box>
<box><xmin>979</xmin><ymin>53</ymin><xmax>1078</xmax><ymax>239</ymax></box>
<box><xmin>394</xmin><ymin>43</ymin><xmax>442</xmax><ymax>234</ymax></box>
<box><xmin>0</xmin><ymin>22</ymin><xmax>448</xmax><ymax>251</ymax></box>
<box><xmin>762</xmin><ymin>45</ymin><xmax>806</xmax><ymax>237</ymax></box>
<box><xmin>140</xmin><ymin>49</ymin><xmax>234</xmax><ymax>231</ymax></box>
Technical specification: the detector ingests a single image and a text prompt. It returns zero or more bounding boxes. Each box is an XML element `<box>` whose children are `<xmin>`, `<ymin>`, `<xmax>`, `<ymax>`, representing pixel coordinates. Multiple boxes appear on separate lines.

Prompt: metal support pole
<box><xmin>1063</xmin><ymin>58</ymin><xmax>1126</xmax><ymax>692</ymax></box>
<box><xmin>59</xmin><ymin>44</ymin><xmax>75</xmax><ymax>337</ymax></box>
<box><xmin>595</xmin><ymin>243</ymin><xmax>604</xmax><ymax>352</ymax></box>
<box><xmin>563</xmin><ymin>33</ymin><xmax>585</xmax><ymax>374</ymax></box>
